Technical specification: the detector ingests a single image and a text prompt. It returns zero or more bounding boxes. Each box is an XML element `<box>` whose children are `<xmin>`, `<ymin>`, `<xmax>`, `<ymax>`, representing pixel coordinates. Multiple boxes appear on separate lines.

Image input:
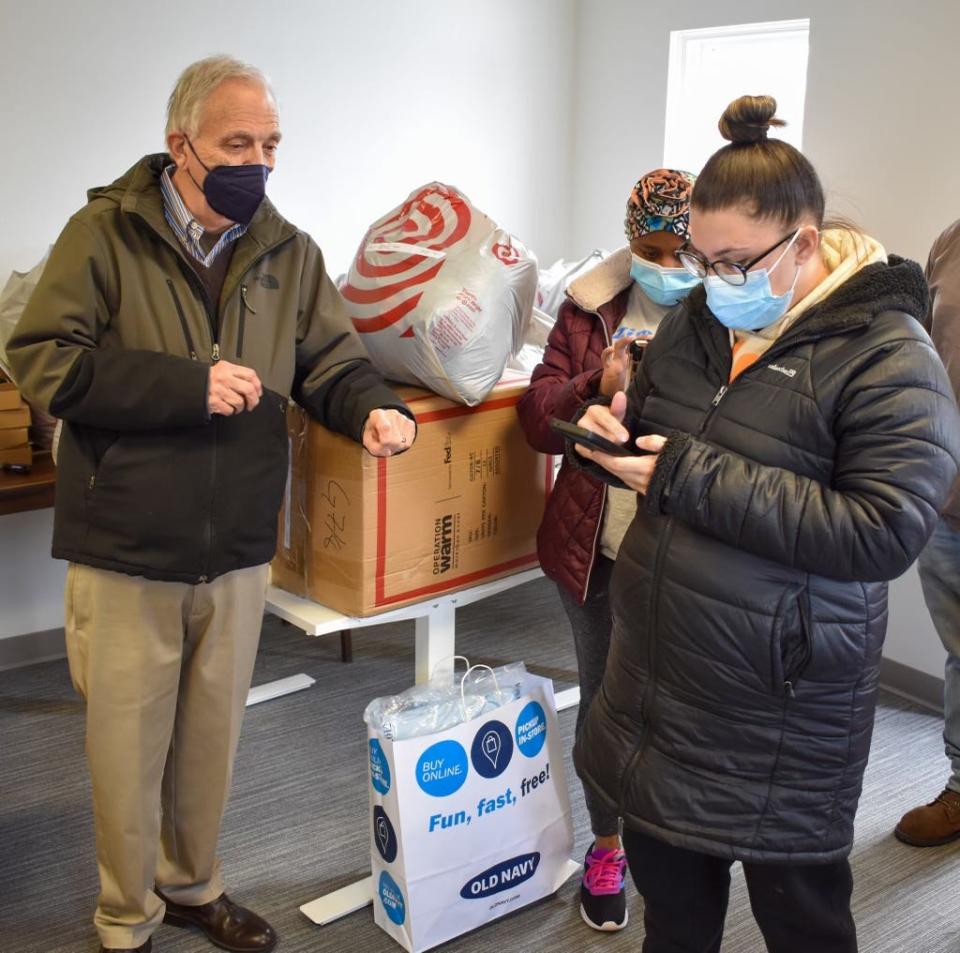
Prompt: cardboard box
<box><xmin>0</xmin><ymin>383</ymin><xmax>25</xmax><ymax>412</ymax></box>
<box><xmin>0</xmin><ymin>406</ymin><xmax>30</xmax><ymax>429</ymax></box>
<box><xmin>0</xmin><ymin>427</ymin><xmax>28</xmax><ymax>450</ymax></box>
<box><xmin>0</xmin><ymin>445</ymin><xmax>32</xmax><ymax>468</ymax></box>
<box><xmin>272</xmin><ymin>379</ymin><xmax>551</xmax><ymax>617</ymax></box>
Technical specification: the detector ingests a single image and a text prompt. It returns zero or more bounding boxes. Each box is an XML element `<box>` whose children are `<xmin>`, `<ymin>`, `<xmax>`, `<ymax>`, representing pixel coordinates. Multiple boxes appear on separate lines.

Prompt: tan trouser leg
<box><xmin>64</xmin><ymin>562</ymin><xmax>268</xmax><ymax>949</ymax></box>
<box><xmin>156</xmin><ymin>563</ymin><xmax>269</xmax><ymax>904</ymax></box>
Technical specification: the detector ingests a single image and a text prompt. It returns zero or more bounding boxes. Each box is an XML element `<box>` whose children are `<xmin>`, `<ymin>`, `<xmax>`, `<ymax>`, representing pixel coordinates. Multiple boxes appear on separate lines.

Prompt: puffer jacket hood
<box><xmin>574</xmin><ymin>252</ymin><xmax>960</xmax><ymax>863</ymax></box>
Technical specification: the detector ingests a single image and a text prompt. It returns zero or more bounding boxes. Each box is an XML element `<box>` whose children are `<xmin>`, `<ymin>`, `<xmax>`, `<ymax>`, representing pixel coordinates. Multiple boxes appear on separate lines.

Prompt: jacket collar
<box><xmin>684</xmin><ymin>250</ymin><xmax>929</xmax><ymax>376</ymax></box>
<box><xmin>565</xmin><ymin>247</ymin><xmax>633</xmax><ymax>338</ymax></box>
<box><xmin>87</xmin><ymin>154</ymin><xmax>299</xmax><ymax>310</ymax></box>
<box><xmin>566</xmin><ymin>247</ymin><xmax>633</xmax><ymax>312</ymax></box>
<box><xmin>91</xmin><ymin>154</ymin><xmax>297</xmax><ymax>259</ymax></box>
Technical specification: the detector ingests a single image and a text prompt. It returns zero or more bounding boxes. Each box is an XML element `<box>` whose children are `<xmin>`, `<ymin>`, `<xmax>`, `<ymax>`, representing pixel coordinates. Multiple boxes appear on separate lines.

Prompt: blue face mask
<box><xmin>630</xmin><ymin>255</ymin><xmax>701</xmax><ymax>306</ymax></box>
<box><xmin>704</xmin><ymin>231</ymin><xmax>801</xmax><ymax>331</ymax></box>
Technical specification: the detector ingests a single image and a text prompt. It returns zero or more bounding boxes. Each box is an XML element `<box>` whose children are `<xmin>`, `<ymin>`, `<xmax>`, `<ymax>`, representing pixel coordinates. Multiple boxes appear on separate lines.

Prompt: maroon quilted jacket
<box><xmin>517</xmin><ymin>250</ymin><xmax>632</xmax><ymax>601</ymax></box>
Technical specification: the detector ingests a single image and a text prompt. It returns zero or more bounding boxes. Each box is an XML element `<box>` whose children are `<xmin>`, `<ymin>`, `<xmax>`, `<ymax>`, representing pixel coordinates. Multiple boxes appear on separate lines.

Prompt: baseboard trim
<box><xmin>0</xmin><ymin>627</ymin><xmax>66</xmax><ymax>672</ymax></box>
<box><xmin>879</xmin><ymin>657</ymin><xmax>944</xmax><ymax>714</ymax></box>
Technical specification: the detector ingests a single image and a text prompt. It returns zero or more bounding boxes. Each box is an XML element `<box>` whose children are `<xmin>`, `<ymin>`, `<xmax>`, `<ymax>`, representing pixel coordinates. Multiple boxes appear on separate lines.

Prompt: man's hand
<box><xmin>575</xmin><ymin>390</ymin><xmax>667</xmax><ymax>494</ymax></box>
<box><xmin>208</xmin><ymin>361</ymin><xmax>263</xmax><ymax>416</ymax></box>
<box><xmin>363</xmin><ymin>408</ymin><xmax>416</xmax><ymax>456</ymax></box>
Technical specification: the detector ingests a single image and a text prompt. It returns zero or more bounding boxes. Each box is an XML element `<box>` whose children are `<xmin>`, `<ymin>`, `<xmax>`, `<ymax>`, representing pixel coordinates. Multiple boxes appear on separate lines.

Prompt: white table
<box><xmin>260</xmin><ymin>568</ymin><xmax>581</xmax><ymax>924</ymax></box>
<box><xmin>263</xmin><ymin>566</ymin><xmax>579</xmax><ymax>710</ymax></box>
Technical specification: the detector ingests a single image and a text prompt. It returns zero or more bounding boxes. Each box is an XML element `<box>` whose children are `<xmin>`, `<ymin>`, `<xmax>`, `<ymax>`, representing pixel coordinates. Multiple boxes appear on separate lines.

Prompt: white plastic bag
<box><xmin>364</xmin><ymin>661</ymin><xmax>528</xmax><ymax>741</ymax></box>
<box><xmin>0</xmin><ymin>251</ymin><xmax>49</xmax><ymax>377</ymax></box>
<box><xmin>535</xmin><ymin>250</ymin><xmax>609</xmax><ymax>322</ymax></box>
<box><xmin>505</xmin><ymin>306</ymin><xmax>555</xmax><ymax>375</ymax></box>
<box><xmin>341</xmin><ymin>183</ymin><xmax>537</xmax><ymax>406</ymax></box>
<box><xmin>1</xmin><ymin>251</ymin><xmax>58</xmax><ymax>450</ymax></box>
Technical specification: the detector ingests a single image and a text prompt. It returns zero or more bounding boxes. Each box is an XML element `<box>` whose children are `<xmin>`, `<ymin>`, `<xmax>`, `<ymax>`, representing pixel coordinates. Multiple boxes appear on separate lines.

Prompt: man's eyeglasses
<box><xmin>677</xmin><ymin>231</ymin><xmax>797</xmax><ymax>287</ymax></box>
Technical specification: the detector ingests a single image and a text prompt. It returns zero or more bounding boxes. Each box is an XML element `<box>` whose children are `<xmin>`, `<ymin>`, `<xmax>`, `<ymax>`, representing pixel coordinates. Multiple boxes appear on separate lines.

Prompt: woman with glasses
<box><xmin>517</xmin><ymin>168</ymin><xmax>699</xmax><ymax>933</ymax></box>
<box><xmin>568</xmin><ymin>95</ymin><xmax>960</xmax><ymax>952</ymax></box>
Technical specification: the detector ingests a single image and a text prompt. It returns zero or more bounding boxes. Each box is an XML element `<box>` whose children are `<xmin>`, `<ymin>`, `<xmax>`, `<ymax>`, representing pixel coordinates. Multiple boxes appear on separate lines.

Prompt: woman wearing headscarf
<box><xmin>569</xmin><ymin>95</ymin><xmax>960</xmax><ymax>952</ymax></box>
<box><xmin>517</xmin><ymin>168</ymin><xmax>699</xmax><ymax>933</ymax></box>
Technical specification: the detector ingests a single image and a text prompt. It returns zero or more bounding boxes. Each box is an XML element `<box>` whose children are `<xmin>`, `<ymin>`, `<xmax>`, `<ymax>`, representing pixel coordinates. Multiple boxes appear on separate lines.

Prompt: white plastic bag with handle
<box><xmin>0</xmin><ymin>250</ymin><xmax>49</xmax><ymax>376</ymax></box>
<box><xmin>368</xmin><ymin>661</ymin><xmax>576</xmax><ymax>952</ymax></box>
<box><xmin>341</xmin><ymin>183</ymin><xmax>537</xmax><ymax>406</ymax></box>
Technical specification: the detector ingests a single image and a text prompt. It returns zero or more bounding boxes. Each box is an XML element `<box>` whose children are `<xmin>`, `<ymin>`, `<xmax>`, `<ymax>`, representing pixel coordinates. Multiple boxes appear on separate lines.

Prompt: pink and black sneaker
<box><xmin>580</xmin><ymin>844</ymin><xmax>628</xmax><ymax>931</ymax></box>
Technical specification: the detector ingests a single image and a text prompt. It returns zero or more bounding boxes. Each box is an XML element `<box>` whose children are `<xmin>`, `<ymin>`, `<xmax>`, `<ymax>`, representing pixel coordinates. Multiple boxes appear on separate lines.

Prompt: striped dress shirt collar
<box><xmin>160</xmin><ymin>165</ymin><xmax>246</xmax><ymax>268</ymax></box>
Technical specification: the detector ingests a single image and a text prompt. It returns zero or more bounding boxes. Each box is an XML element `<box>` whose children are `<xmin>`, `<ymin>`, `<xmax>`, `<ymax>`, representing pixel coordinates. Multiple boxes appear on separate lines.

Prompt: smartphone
<box><xmin>550</xmin><ymin>418</ymin><xmax>653</xmax><ymax>456</ymax></box>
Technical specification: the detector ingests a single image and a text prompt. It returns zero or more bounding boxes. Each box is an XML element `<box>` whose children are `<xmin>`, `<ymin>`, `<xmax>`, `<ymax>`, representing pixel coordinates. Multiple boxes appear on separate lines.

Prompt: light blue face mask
<box><xmin>704</xmin><ymin>231</ymin><xmax>801</xmax><ymax>331</ymax></box>
<box><xmin>630</xmin><ymin>255</ymin><xmax>701</xmax><ymax>307</ymax></box>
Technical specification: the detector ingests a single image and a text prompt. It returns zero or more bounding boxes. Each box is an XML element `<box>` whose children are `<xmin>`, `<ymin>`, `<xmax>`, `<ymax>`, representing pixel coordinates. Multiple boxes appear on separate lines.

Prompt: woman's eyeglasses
<box><xmin>677</xmin><ymin>232</ymin><xmax>797</xmax><ymax>287</ymax></box>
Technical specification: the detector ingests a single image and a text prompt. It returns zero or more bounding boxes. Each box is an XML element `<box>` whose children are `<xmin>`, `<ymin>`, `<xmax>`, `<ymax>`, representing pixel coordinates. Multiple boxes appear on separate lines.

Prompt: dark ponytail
<box><xmin>692</xmin><ymin>95</ymin><xmax>825</xmax><ymax>227</ymax></box>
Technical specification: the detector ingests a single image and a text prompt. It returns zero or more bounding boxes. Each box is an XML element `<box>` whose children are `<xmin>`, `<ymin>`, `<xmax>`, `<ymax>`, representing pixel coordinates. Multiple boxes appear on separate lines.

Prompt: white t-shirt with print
<box><xmin>599</xmin><ymin>283</ymin><xmax>669</xmax><ymax>560</ymax></box>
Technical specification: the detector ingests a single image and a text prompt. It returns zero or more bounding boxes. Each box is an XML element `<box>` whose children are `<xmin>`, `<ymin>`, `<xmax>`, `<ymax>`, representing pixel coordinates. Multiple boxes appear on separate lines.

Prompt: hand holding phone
<box><xmin>550</xmin><ymin>418</ymin><xmax>654</xmax><ymax>456</ymax></box>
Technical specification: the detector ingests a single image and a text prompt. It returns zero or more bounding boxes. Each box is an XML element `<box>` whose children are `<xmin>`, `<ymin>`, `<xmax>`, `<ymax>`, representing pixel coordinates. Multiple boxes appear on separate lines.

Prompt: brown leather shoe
<box><xmin>158</xmin><ymin>891</ymin><xmax>277</xmax><ymax>952</ymax></box>
<box><xmin>100</xmin><ymin>940</ymin><xmax>151</xmax><ymax>952</ymax></box>
<box><xmin>895</xmin><ymin>787</ymin><xmax>960</xmax><ymax>846</ymax></box>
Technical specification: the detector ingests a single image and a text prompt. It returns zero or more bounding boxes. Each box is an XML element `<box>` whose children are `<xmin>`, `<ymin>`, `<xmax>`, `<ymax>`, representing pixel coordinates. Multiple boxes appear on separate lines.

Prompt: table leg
<box><xmin>414</xmin><ymin>601</ymin><xmax>456</xmax><ymax>684</ymax></box>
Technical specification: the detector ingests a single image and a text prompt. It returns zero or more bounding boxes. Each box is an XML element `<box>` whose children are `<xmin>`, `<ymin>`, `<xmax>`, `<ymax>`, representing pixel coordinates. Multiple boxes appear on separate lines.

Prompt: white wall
<box><xmin>571</xmin><ymin>0</ymin><xmax>960</xmax><ymax>266</ymax></box>
<box><xmin>0</xmin><ymin>510</ymin><xmax>66</xmax><ymax>639</ymax></box>
<box><xmin>0</xmin><ymin>0</ymin><xmax>576</xmax><ymax>282</ymax></box>
<box><xmin>570</xmin><ymin>0</ymin><xmax>960</xmax><ymax>678</ymax></box>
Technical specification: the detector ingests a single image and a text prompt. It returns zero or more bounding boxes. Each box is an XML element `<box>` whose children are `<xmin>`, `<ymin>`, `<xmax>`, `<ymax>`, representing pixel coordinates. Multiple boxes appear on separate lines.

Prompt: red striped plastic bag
<box><xmin>342</xmin><ymin>183</ymin><xmax>537</xmax><ymax>406</ymax></box>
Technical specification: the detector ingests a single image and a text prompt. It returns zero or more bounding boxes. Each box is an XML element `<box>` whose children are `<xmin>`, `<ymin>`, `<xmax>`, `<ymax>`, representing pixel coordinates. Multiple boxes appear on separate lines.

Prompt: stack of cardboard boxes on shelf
<box><xmin>0</xmin><ymin>378</ymin><xmax>32</xmax><ymax>471</ymax></box>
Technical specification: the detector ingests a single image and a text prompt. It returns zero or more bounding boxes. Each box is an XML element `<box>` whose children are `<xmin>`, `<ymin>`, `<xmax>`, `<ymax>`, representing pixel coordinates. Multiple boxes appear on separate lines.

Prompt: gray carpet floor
<box><xmin>1</xmin><ymin>576</ymin><xmax>959</xmax><ymax>953</ymax></box>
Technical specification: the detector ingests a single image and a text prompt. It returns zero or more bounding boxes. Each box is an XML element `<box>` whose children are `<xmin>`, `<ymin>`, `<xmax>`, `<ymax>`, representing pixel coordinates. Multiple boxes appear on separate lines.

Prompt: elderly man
<box><xmin>8</xmin><ymin>56</ymin><xmax>415</xmax><ymax>953</ymax></box>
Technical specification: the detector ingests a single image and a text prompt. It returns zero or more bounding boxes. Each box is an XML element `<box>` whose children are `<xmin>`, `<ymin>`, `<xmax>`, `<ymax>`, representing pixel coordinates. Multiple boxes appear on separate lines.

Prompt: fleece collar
<box><xmin>565</xmin><ymin>247</ymin><xmax>633</xmax><ymax>313</ymax></box>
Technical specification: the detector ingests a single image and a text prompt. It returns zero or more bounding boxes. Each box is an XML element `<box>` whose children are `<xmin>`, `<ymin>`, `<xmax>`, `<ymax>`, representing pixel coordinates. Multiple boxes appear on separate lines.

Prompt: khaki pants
<box><xmin>65</xmin><ymin>562</ymin><xmax>270</xmax><ymax>949</ymax></box>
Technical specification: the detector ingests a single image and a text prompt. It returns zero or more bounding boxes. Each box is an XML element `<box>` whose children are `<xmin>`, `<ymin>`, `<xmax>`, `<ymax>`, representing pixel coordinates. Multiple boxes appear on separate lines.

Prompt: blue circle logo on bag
<box><xmin>373</xmin><ymin>806</ymin><xmax>398</xmax><ymax>863</ymax></box>
<box><xmin>378</xmin><ymin>871</ymin><xmax>406</xmax><ymax>925</ymax></box>
<box><xmin>470</xmin><ymin>720</ymin><xmax>513</xmax><ymax>778</ymax></box>
<box><xmin>369</xmin><ymin>739</ymin><xmax>391</xmax><ymax>795</ymax></box>
<box><xmin>515</xmin><ymin>701</ymin><xmax>547</xmax><ymax>757</ymax></box>
<box><xmin>415</xmin><ymin>739</ymin><xmax>468</xmax><ymax>797</ymax></box>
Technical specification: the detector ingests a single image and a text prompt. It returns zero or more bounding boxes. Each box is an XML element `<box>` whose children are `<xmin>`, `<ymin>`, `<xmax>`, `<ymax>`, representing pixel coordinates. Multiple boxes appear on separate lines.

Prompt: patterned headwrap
<box><xmin>625</xmin><ymin>168</ymin><xmax>697</xmax><ymax>241</ymax></box>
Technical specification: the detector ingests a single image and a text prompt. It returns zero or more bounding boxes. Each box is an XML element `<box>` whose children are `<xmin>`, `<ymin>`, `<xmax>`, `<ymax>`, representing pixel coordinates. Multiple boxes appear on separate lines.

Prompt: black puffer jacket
<box><xmin>573</xmin><ymin>255</ymin><xmax>960</xmax><ymax>863</ymax></box>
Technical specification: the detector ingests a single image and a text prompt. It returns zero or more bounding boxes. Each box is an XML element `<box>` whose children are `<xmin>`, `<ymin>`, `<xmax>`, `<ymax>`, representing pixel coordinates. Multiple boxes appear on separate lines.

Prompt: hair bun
<box><xmin>718</xmin><ymin>95</ymin><xmax>786</xmax><ymax>144</ymax></box>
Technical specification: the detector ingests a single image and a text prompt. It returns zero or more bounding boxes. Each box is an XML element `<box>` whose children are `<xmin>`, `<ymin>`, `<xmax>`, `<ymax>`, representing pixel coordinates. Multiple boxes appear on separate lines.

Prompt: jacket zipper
<box><xmin>782</xmin><ymin>590</ymin><xmax>813</xmax><ymax>697</ymax></box>
<box><xmin>617</xmin><ymin>376</ymin><xmax>730</xmax><ymax>814</ymax></box>
<box><xmin>166</xmin><ymin>280</ymin><xmax>198</xmax><ymax>360</ymax></box>
<box><xmin>134</xmin><ymin>217</ymin><xmax>295</xmax><ymax>583</ymax></box>
<box><xmin>579</xmin><ymin>308</ymin><xmax>613</xmax><ymax>603</ymax></box>
<box><xmin>238</xmin><ymin>284</ymin><xmax>257</xmax><ymax>360</ymax></box>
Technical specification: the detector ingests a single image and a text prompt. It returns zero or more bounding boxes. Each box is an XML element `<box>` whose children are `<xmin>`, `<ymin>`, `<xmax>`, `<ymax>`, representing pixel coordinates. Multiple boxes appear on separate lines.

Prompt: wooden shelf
<box><xmin>0</xmin><ymin>451</ymin><xmax>55</xmax><ymax>516</ymax></box>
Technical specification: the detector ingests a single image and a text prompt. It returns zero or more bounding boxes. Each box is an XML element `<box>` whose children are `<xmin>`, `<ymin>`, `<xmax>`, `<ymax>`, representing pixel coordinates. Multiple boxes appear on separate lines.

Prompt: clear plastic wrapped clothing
<box><xmin>364</xmin><ymin>661</ymin><xmax>527</xmax><ymax>741</ymax></box>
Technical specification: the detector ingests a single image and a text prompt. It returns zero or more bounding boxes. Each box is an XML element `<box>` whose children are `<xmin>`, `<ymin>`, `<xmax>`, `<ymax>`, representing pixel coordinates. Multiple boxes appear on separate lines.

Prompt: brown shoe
<box><xmin>895</xmin><ymin>787</ymin><xmax>960</xmax><ymax>846</ymax></box>
<box><xmin>157</xmin><ymin>891</ymin><xmax>277</xmax><ymax>952</ymax></box>
<box><xmin>100</xmin><ymin>940</ymin><xmax>151</xmax><ymax>952</ymax></box>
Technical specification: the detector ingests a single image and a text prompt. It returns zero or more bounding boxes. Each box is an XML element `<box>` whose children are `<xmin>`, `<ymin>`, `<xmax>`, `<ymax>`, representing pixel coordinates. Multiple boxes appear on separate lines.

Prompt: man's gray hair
<box><xmin>166</xmin><ymin>55</ymin><xmax>275</xmax><ymax>138</ymax></box>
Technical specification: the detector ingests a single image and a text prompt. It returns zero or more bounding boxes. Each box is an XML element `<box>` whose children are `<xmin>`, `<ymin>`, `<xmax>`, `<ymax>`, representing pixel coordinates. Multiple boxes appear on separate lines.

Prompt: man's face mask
<box><xmin>185</xmin><ymin>138</ymin><xmax>269</xmax><ymax>226</ymax></box>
